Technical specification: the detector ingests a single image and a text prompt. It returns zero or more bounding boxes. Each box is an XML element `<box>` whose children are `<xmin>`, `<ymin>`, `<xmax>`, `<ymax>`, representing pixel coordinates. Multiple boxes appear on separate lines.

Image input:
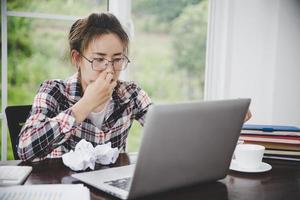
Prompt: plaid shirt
<box><xmin>18</xmin><ymin>73</ymin><xmax>152</xmax><ymax>161</ymax></box>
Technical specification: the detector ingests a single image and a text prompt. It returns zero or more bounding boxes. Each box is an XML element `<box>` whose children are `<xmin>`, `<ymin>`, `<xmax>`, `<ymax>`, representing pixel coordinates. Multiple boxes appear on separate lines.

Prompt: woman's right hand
<box><xmin>83</xmin><ymin>71</ymin><xmax>117</xmax><ymax>111</ymax></box>
<box><xmin>71</xmin><ymin>71</ymin><xmax>117</xmax><ymax>123</ymax></box>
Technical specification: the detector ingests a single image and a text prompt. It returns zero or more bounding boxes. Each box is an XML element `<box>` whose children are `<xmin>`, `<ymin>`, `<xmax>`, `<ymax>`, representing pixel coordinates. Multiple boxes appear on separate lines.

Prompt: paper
<box><xmin>62</xmin><ymin>139</ymin><xmax>119</xmax><ymax>171</ymax></box>
<box><xmin>0</xmin><ymin>184</ymin><xmax>90</xmax><ymax>200</ymax></box>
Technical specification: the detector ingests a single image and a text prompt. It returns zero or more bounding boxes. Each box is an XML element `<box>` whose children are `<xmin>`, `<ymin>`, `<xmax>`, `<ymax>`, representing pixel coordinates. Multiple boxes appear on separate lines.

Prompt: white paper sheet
<box><xmin>0</xmin><ymin>184</ymin><xmax>90</xmax><ymax>200</ymax></box>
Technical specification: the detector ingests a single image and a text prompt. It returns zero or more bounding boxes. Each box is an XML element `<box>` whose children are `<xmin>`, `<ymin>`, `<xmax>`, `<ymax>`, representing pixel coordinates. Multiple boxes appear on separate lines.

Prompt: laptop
<box><xmin>72</xmin><ymin>99</ymin><xmax>250</xmax><ymax>199</ymax></box>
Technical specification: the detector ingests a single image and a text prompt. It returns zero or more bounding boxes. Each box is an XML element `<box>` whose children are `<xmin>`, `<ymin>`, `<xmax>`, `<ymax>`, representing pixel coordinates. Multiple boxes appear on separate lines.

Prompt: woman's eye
<box><xmin>114</xmin><ymin>58</ymin><xmax>122</xmax><ymax>62</ymax></box>
<box><xmin>95</xmin><ymin>58</ymin><xmax>105</xmax><ymax>62</ymax></box>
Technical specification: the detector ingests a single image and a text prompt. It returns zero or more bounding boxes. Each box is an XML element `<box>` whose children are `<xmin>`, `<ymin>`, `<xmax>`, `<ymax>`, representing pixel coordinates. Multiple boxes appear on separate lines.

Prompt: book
<box><xmin>242</xmin><ymin>124</ymin><xmax>300</xmax><ymax>137</ymax></box>
<box><xmin>239</xmin><ymin>135</ymin><xmax>300</xmax><ymax>144</ymax></box>
<box><xmin>264</xmin><ymin>149</ymin><xmax>300</xmax><ymax>156</ymax></box>
<box><xmin>242</xmin><ymin>124</ymin><xmax>300</xmax><ymax>132</ymax></box>
<box><xmin>241</xmin><ymin>134</ymin><xmax>300</xmax><ymax>140</ymax></box>
<box><xmin>241</xmin><ymin>129</ymin><xmax>300</xmax><ymax>136</ymax></box>
<box><xmin>264</xmin><ymin>155</ymin><xmax>300</xmax><ymax>162</ymax></box>
<box><xmin>243</xmin><ymin>141</ymin><xmax>300</xmax><ymax>151</ymax></box>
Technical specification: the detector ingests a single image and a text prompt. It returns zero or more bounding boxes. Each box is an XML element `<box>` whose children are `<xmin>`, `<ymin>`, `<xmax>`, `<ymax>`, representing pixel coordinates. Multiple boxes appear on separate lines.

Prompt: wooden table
<box><xmin>4</xmin><ymin>153</ymin><xmax>300</xmax><ymax>200</ymax></box>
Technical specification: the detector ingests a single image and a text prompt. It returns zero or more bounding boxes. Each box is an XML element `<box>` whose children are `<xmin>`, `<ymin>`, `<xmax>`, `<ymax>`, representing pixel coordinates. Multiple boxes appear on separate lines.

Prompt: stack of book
<box><xmin>240</xmin><ymin>124</ymin><xmax>300</xmax><ymax>161</ymax></box>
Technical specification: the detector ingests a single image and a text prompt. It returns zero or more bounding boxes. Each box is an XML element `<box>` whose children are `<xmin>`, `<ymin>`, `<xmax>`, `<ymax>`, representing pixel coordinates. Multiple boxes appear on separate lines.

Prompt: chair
<box><xmin>5</xmin><ymin>105</ymin><xmax>32</xmax><ymax>159</ymax></box>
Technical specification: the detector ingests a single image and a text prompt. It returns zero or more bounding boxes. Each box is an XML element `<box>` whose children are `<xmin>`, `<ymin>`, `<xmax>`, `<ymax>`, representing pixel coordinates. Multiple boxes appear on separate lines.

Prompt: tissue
<box><xmin>62</xmin><ymin>139</ymin><xmax>119</xmax><ymax>171</ymax></box>
<box><xmin>94</xmin><ymin>143</ymin><xmax>119</xmax><ymax>165</ymax></box>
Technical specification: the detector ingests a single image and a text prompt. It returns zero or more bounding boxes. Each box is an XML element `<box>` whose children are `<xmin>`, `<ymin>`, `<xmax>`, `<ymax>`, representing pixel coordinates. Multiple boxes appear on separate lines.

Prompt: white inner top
<box><xmin>88</xmin><ymin>109</ymin><xmax>106</xmax><ymax>129</ymax></box>
<box><xmin>88</xmin><ymin>98</ymin><xmax>112</xmax><ymax>129</ymax></box>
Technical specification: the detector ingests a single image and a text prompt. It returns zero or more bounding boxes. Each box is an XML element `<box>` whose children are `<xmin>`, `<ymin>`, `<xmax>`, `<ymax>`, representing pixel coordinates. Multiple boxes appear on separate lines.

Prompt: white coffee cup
<box><xmin>234</xmin><ymin>144</ymin><xmax>265</xmax><ymax>169</ymax></box>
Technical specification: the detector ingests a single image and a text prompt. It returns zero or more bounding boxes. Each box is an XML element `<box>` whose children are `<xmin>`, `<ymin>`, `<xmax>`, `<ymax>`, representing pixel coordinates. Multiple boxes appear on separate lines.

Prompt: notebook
<box><xmin>0</xmin><ymin>166</ymin><xmax>32</xmax><ymax>186</ymax></box>
<box><xmin>72</xmin><ymin>99</ymin><xmax>250</xmax><ymax>199</ymax></box>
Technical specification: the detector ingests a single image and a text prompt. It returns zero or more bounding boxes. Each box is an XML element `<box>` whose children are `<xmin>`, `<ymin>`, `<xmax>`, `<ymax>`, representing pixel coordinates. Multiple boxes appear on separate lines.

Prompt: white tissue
<box><xmin>62</xmin><ymin>139</ymin><xmax>119</xmax><ymax>171</ymax></box>
<box><xmin>94</xmin><ymin>143</ymin><xmax>119</xmax><ymax>165</ymax></box>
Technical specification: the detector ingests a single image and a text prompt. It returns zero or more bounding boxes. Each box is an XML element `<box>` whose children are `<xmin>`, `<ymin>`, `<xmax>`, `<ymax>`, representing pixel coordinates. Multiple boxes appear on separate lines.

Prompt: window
<box><xmin>127</xmin><ymin>0</ymin><xmax>209</xmax><ymax>152</ymax></box>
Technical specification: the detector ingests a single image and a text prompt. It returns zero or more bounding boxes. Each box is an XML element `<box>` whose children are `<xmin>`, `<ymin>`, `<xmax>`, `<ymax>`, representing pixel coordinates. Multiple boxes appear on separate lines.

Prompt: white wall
<box><xmin>272</xmin><ymin>0</ymin><xmax>300</xmax><ymax>126</ymax></box>
<box><xmin>205</xmin><ymin>0</ymin><xmax>300</xmax><ymax>126</ymax></box>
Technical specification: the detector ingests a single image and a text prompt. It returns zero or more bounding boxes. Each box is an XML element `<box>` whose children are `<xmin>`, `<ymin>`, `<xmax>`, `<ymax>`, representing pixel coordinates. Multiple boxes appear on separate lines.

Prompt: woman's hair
<box><xmin>68</xmin><ymin>13</ymin><xmax>129</xmax><ymax>58</ymax></box>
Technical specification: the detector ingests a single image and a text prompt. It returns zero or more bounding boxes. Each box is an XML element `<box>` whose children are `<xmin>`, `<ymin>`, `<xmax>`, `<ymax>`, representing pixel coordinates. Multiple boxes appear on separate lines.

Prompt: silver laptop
<box><xmin>72</xmin><ymin>99</ymin><xmax>250</xmax><ymax>199</ymax></box>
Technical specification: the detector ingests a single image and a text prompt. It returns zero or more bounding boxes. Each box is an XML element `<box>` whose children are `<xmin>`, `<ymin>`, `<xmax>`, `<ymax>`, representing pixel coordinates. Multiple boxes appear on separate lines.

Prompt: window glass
<box><xmin>4</xmin><ymin>1</ymin><xmax>108</xmax><ymax>159</ymax></box>
<box><xmin>7</xmin><ymin>0</ymin><xmax>107</xmax><ymax>16</ymax></box>
<box><xmin>7</xmin><ymin>17</ymin><xmax>74</xmax><ymax>105</ymax></box>
<box><xmin>127</xmin><ymin>0</ymin><xmax>209</xmax><ymax>152</ymax></box>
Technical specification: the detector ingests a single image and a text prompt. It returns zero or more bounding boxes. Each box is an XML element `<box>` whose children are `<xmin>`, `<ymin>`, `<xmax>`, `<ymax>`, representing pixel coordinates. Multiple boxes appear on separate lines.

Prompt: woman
<box><xmin>18</xmin><ymin>13</ymin><xmax>152</xmax><ymax>161</ymax></box>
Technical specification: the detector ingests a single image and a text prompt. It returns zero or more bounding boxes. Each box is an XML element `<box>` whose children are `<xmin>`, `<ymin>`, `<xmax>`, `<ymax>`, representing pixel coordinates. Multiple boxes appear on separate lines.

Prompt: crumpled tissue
<box><xmin>62</xmin><ymin>139</ymin><xmax>119</xmax><ymax>171</ymax></box>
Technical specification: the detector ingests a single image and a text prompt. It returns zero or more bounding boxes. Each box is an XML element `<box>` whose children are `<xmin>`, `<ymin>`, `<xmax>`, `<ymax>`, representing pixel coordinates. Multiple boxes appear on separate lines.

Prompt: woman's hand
<box><xmin>71</xmin><ymin>71</ymin><xmax>117</xmax><ymax>123</ymax></box>
<box><xmin>244</xmin><ymin>110</ymin><xmax>252</xmax><ymax>122</ymax></box>
<box><xmin>83</xmin><ymin>71</ymin><xmax>117</xmax><ymax>110</ymax></box>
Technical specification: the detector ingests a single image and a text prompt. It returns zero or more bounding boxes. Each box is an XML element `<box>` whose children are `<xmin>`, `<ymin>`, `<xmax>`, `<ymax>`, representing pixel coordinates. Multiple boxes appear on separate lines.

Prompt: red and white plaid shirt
<box><xmin>18</xmin><ymin>73</ymin><xmax>152</xmax><ymax>161</ymax></box>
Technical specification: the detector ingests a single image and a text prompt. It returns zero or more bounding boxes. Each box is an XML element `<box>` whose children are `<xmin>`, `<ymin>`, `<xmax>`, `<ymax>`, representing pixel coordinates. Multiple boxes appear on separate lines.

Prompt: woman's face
<box><xmin>78</xmin><ymin>33</ymin><xmax>125</xmax><ymax>90</ymax></box>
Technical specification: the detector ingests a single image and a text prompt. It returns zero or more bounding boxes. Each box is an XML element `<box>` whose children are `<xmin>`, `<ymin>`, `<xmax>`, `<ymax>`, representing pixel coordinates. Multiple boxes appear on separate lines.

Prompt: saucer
<box><xmin>229</xmin><ymin>160</ymin><xmax>272</xmax><ymax>173</ymax></box>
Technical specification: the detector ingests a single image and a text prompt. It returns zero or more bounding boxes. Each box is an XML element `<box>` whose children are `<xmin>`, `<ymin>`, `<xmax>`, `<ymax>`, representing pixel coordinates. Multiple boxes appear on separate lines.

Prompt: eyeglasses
<box><xmin>81</xmin><ymin>54</ymin><xmax>130</xmax><ymax>71</ymax></box>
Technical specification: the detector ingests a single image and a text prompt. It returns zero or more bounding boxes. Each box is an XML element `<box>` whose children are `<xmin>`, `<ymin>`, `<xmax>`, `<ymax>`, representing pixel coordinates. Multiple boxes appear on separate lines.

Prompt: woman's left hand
<box><xmin>244</xmin><ymin>110</ymin><xmax>252</xmax><ymax>122</ymax></box>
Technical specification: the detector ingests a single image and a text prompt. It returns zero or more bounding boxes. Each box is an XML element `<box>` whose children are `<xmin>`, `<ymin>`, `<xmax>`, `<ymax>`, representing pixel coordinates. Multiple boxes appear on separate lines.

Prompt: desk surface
<box><xmin>5</xmin><ymin>153</ymin><xmax>300</xmax><ymax>200</ymax></box>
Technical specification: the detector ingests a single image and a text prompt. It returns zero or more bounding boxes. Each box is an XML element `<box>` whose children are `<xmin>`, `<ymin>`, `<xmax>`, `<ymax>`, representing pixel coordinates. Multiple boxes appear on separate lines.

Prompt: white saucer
<box><xmin>229</xmin><ymin>160</ymin><xmax>272</xmax><ymax>173</ymax></box>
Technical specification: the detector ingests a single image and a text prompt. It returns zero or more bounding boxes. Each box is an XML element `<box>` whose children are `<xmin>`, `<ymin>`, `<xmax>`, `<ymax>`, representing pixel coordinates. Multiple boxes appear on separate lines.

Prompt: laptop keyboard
<box><xmin>104</xmin><ymin>177</ymin><xmax>132</xmax><ymax>191</ymax></box>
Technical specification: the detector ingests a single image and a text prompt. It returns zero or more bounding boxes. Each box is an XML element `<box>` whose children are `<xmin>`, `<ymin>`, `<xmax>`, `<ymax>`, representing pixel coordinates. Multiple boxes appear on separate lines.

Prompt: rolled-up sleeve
<box><xmin>18</xmin><ymin>80</ymin><xmax>77</xmax><ymax>161</ymax></box>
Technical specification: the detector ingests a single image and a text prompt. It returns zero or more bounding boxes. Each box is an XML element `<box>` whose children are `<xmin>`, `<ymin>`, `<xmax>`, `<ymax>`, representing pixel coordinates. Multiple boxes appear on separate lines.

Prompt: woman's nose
<box><xmin>105</xmin><ymin>64</ymin><xmax>114</xmax><ymax>73</ymax></box>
